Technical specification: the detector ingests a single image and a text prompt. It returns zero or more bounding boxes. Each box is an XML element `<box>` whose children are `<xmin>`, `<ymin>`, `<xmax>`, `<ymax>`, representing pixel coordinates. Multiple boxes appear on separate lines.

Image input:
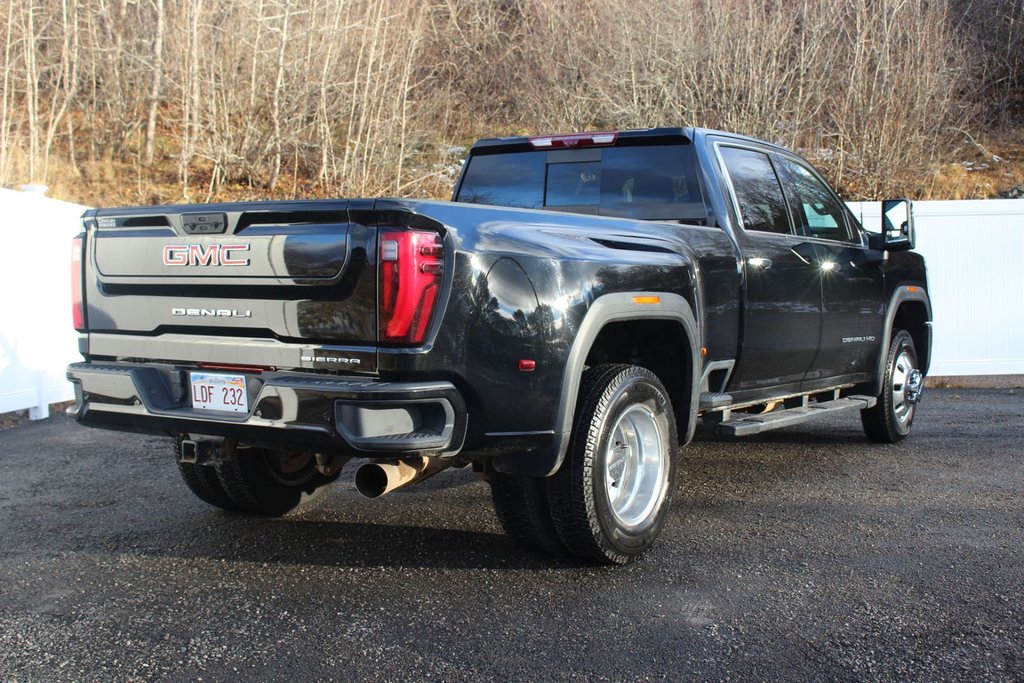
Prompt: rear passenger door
<box><xmin>774</xmin><ymin>155</ymin><xmax>884</xmax><ymax>382</ymax></box>
<box><xmin>716</xmin><ymin>144</ymin><xmax>822</xmax><ymax>392</ymax></box>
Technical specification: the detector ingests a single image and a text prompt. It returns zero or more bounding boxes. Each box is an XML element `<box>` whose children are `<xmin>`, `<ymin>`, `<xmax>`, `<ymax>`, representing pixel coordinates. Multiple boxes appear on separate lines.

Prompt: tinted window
<box><xmin>456</xmin><ymin>144</ymin><xmax>706</xmax><ymax>223</ymax></box>
<box><xmin>546</xmin><ymin>161</ymin><xmax>601</xmax><ymax>207</ymax></box>
<box><xmin>457</xmin><ymin>152</ymin><xmax>545</xmax><ymax>209</ymax></box>
<box><xmin>719</xmin><ymin>147</ymin><xmax>791</xmax><ymax>235</ymax></box>
<box><xmin>778</xmin><ymin>157</ymin><xmax>853</xmax><ymax>242</ymax></box>
<box><xmin>598</xmin><ymin>146</ymin><xmax>705</xmax><ymax>221</ymax></box>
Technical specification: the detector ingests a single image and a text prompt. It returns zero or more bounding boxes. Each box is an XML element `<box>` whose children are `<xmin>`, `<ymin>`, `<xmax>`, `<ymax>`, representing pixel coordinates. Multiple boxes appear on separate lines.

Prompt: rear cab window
<box><xmin>455</xmin><ymin>144</ymin><xmax>708</xmax><ymax>224</ymax></box>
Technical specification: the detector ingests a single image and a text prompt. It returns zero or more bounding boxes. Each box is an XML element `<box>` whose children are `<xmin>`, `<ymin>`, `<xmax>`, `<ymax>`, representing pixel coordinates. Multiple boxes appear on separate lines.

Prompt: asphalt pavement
<box><xmin>1</xmin><ymin>388</ymin><xmax>1021</xmax><ymax>681</ymax></box>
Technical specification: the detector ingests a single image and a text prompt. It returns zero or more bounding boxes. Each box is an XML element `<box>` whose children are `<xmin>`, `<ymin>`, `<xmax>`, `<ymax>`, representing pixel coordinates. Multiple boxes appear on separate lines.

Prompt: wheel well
<box><xmin>584</xmin><ymin>320</ymin><xmax>694</xmax><ymax>441</ymax></box>
<box><xmin>893</xmin><ymin>301</ymin><xmax>930</xmax><ymax>374</ymax></box>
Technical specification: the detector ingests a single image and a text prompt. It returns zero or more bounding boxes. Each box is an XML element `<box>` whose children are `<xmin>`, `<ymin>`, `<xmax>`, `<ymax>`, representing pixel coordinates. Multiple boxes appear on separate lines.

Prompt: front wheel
<box><xmin>545</xmin><ymin>364</ymin><xmax>678</xmax><ymax>565</ymax></box>
<box><xmin>861</xmin><ymin>329</ymin><xmax>924</xmax><ymax>443</ymax></box>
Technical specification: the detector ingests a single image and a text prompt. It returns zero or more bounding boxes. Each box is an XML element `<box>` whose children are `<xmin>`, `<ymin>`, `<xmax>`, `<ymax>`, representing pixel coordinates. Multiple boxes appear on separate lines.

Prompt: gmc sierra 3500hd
<box><xmin>66</xmin><ymin>127</ymin><xmax>931</xmax><ymax>565</ymax></box>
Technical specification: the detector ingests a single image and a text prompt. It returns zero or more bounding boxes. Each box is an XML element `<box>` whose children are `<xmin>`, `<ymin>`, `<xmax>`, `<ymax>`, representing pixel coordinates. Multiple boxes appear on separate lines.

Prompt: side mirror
<box><xmin>881</xmin><ymin>198</ymin><xmax>914</xmax><ymax>251</ymax></box>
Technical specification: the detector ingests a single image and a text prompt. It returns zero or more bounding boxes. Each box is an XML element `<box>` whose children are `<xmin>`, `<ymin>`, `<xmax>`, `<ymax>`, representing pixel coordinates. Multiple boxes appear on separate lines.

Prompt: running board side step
<box><xmin>699</xmin><ymin>392</ymin><xmax>733</xmax><ymax>410</ymax></box>
<box><xmin>715</xmin><ymin>395</ymin><xmax>877</xmax><ymax>437</ymax></box>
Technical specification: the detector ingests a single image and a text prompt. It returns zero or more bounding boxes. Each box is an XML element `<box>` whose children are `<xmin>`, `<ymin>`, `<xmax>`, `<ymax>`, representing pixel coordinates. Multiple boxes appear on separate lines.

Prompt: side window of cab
<box><xmin>776</xmin><ymin>157</ymin><xmax>857</xmax><ymax>243</ymax></box>
<box><xmin>718</xmin><ymin>146</ymin><xmax>793</xmax><ymax>236</ymax></box>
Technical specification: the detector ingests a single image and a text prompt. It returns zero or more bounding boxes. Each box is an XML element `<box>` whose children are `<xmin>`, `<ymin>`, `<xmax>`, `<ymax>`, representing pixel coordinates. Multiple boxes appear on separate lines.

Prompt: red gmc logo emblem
<box><xmin>163</xmin><ymin>244</ymin><xmax>250</xmax><ymax>266</ymax></box>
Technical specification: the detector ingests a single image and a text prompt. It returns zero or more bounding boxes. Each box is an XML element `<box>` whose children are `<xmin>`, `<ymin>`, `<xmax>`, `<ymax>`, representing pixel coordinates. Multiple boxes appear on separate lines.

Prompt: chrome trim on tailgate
<box><xmin>87</xmin><ymin>333</ymin><xmax>377</xmax><ymax>373</ymax></box>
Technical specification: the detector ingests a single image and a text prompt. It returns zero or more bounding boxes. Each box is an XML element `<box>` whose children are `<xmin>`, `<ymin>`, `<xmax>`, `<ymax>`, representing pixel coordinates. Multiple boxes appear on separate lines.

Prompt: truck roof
<box><xmin>468</xmin><ymin>127</ymin><xmax>793</xmax><ymax>156</ymax></box>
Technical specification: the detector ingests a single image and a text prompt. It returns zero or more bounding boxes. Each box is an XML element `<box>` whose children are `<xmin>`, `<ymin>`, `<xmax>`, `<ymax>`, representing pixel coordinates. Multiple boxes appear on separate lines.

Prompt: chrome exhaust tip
<box><xmin>354</xmin><ymin>457</ymin><xmax>451</xmax><ymax>498</ymax></box>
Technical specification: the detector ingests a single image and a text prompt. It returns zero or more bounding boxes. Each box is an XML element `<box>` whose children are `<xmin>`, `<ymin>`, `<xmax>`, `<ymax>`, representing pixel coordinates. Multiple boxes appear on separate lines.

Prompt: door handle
<box><xmin>747</xmin><ymin>257</ymin><xmax>772</xmax><ymax>270</ymax></box>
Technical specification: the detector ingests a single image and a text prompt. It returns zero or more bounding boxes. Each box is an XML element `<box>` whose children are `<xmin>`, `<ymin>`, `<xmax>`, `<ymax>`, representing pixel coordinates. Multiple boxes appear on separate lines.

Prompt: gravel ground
<box><xmin>0</xmin><ymin>388</ymin><xmax>1021</xmax><ymax>682</ymax></box>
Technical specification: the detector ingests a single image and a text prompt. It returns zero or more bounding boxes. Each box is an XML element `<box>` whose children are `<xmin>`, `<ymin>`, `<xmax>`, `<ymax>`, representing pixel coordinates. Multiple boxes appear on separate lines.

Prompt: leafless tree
<box><xmin>0</xmin><ymin>0</ymin><xmax>1012</xmax><ymax>201</ymax></box>
<box><xmin>143</xmin><ymin>0</ymin><xmax>164</xmax><ymax>165</ymax></box>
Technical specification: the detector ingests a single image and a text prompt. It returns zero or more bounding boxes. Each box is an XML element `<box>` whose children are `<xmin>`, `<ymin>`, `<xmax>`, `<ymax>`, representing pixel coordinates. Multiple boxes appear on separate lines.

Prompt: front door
<box><xmin>773</xmin><ymin>155</ymin><xmax>885</xmax><ymax>382</ymax></box>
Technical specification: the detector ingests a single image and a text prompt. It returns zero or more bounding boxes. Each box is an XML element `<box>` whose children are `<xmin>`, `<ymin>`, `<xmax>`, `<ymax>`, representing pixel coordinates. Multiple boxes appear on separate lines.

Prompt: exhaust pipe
<box><xmin>355</xmin><ymin>457</ymin><xmax>451</xmax><ymax>498</ymax></box>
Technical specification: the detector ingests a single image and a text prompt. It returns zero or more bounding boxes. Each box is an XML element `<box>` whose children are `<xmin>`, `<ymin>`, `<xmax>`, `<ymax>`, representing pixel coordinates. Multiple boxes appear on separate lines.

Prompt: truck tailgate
<box><xmin>83</xmin><ymin>200</ymin><xmax>377</xmax><ymax>363</ymax></box>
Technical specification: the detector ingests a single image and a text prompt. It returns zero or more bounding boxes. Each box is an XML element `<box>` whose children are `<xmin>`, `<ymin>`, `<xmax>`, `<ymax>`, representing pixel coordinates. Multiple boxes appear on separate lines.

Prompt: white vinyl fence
<box><xmin>849</xmin><ymin>199</ymin><xmax>1024</xmax><ymax>377</ymax></box>
<box><xmin>0</xmin><ymin>188</ymin><xmax>87</xmax><ymax>418</ymax></box>
<box><xmin>0</xmin><ymin>190</ymin><xmax>1021</xmax><ymax>419</ymax></box>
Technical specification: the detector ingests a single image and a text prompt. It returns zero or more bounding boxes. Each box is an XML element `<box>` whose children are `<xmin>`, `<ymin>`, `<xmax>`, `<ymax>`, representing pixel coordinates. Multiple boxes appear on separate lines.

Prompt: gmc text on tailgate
<box><xmin>67</xmin><ymin>128</ymin><xmax>931</xmax><ymax>564</ymax></box>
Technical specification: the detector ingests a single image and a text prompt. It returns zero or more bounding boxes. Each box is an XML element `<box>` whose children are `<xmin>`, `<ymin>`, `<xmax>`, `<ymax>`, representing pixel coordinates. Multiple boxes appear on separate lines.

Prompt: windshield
<box><xmin>455</xmin><ymin>144</ymin><xmax>707</xmax><ymax>223</ymax></box>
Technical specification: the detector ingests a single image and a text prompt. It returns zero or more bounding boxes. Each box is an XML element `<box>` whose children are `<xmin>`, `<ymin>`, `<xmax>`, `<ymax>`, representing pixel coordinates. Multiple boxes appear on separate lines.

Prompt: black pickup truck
<box><xmin>67</xmin><ymin>127</ymin><xmax>931</xmax><ymax>564</ymax></box>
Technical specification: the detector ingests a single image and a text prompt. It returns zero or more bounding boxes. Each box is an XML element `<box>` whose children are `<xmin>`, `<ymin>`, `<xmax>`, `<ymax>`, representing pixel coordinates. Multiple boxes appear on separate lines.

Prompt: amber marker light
<box><xmin>632</xmin><ymin>295</ymin><xmax>661</xmax><ymax>305</ymax></box>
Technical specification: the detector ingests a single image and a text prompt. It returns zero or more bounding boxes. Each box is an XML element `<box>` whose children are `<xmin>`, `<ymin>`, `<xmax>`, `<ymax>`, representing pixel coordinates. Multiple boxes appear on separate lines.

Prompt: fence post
<box><xmin>29</xmin><ymin>370</ymin><xmax>50</xmax><ymax>420</ymax></box>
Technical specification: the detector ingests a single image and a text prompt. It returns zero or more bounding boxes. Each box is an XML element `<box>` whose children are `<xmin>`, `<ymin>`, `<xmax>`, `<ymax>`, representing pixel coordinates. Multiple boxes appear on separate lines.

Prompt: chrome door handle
<box><xmin>747</xmin><ymin>257</ymin><xmax>772</xmax><ymax>270</ymax></box>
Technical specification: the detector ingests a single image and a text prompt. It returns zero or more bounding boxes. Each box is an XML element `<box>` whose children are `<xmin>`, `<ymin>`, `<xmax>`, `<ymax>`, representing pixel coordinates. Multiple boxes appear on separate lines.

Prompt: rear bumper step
<box><xmin>715</xmin><ymin>396</ymin><xmax>877</xmax><ymax>437</ymax></box>
<box><xmin>66</xmin><ymin>361</ymin><xmax>466</xmax><ymax>456</ymax></box>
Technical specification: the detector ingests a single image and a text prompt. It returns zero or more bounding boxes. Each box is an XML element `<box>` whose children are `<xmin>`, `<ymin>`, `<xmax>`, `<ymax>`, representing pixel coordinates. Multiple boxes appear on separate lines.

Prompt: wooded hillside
<box><xmin>2</xmin><ymin>0</ymin><xmax>1022</xmax><ymax>206</ymax></box>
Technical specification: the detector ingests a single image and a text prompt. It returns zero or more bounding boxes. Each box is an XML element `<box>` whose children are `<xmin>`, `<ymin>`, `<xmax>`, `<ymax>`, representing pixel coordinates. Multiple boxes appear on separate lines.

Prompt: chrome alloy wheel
<box><xmin>604</xmin><ymin>404</ymin><xmax>669</xmax><ymax>529</ymax></box>
<box><xmin>891</xmin><ymin>350</ymin><xmax>922</xmax><ymax>424</ymax></box>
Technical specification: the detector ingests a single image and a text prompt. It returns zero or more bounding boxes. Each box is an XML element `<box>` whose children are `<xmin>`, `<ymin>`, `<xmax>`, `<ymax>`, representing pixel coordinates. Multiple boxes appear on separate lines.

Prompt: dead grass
<box><xmin>927</xmin><ymin>376</ymin><xmax>1024</xmax><ymax>389</ymax></box>
<box><xmin>925</xmin><ymin>129</ymin><xmax>1024</xmax><ymax>199</ymax></box>
<box><xmin>0</xmin><ymin>402</ymin><xmax>74</xmax><ymax>431</ymax></box>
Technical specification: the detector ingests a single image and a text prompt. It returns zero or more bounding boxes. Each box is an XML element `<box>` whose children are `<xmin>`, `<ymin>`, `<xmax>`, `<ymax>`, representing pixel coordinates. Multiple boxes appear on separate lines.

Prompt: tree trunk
<box><xmin>267</xmin><ymin>0</ymin><xmax>290</xmax><ymax>191</ymax></box>
<box><xmin>0</xmin><ymin>0</ymin><xmax>15</xmax><ymax>184</ymax></box>
<box><xmin>143</xmin><ymin>0</ymin><xmax>164</xmax><ymax>165</ymax></box>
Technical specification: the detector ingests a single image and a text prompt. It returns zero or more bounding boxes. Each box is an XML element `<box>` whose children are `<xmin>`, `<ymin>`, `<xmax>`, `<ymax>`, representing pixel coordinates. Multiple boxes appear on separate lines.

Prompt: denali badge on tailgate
<box><xmin>171</xmin><ymin>308</ymin><xmax>252</xmax><ymax>318</ymax></box>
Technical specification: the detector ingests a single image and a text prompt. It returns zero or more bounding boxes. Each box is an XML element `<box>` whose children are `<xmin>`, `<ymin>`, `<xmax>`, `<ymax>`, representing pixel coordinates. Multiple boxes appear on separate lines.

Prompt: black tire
<box><xmin>490</xmin><ymin>471</ymin><xmax>566</xmax><ymax>556</ymax></box>
<box><xmin>546</xmin><ymin>364</ymin><xmax>678</xmax><ymax>565</ymax></box>
<box><xmin>862</xmin><ymin>329</ymin><xmax>921</xmax><ymax>443</ymax></box>
<box><xmin>214</xmin><ymin>447</ymin><xmax>337</xmax><ymax>516</ymax></box>
<box><xmin>174</xmin><ymin>438</ymin><xmax>241</xmax><ymax>511</ymax></box>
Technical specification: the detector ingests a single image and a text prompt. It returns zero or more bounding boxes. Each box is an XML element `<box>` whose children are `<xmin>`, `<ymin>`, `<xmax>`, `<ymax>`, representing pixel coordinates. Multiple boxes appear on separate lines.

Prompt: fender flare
<box><xmin>493</xmin><ymin>291</ymin><xmax>701</xmax><ymax>477</ymax></box>
<box><xmin>873</xmin><ymin>285</ymin><xmax>932</xmax><ymax>392</ymax></box>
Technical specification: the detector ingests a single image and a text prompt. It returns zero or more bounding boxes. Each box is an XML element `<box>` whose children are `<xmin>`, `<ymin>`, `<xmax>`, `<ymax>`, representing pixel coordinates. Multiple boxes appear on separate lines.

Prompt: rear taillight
<box><xmin>379</xmin><ymin>229</ymin><xmax>444</xmax><ymax>344</ymax></box>
<box><xmin>71</xmin><ymin>235</ymin><xmax>85</xmax><ymax>331</ymax></box>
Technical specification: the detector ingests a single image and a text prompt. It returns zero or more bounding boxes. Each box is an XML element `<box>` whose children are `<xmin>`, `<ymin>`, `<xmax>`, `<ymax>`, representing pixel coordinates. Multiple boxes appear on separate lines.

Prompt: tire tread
<box><xmin>174</xmin><ymin>438</ymin><xmax>241</xmax><ymax>511</ymax></box>
<box><xmin>490</xmin><ymin>472</ymin><xmax>566</xmax><ymax>555</ymax></box>
<box><xmin>214</xmin><ymin>449</ymin><xmax>335</xmax><ymax>517</ymax></box>
<box><xmin>546</xmin><ymin>364</ymin><xmax>669</xmax><ymax>565</ymax></box>
<box><xmin>862</xmin><ymin>329</ymin><xmax>918</xmax><ymax>443</ymax></box>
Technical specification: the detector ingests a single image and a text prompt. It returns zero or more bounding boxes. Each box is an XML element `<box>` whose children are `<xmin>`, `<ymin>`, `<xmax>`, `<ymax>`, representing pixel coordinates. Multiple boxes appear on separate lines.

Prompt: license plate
<box><xmin>189</xmin><ymin>372</ymin><xmax>248</xmax><ymax>413</ymax></box>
